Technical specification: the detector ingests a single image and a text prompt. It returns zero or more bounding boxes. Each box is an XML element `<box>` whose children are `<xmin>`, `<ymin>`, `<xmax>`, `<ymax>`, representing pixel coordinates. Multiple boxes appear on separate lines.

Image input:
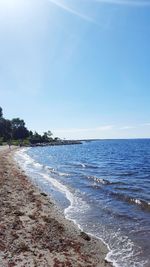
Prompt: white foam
<box><xmin>40</xmin><ymin>173</ymin><xmax>89</xmax><ymax>215</ymax></box>
<box><xmin>15</xmin><ymin>148</ymin><xmax>89</xmax><ymax>224</ymax></box>
<box><xmin>41</xmin><ymin>173</ymin><xmax>73</xmax><ymax>202</ymax></box>
<box><xmin>15</xmin><ymin>149</ymin><xmax>34</xmax><ymax>168</ymax></box>
<box><xmin>71</xmin><ymin>162</ymin><xmax>86</xmax><ymax>168</ymax></box>
<box><xmin>15</xmin><ymin>150</ymin><xmax>44</xmax><ymax>175</ymax></box>
<box><xmin>58</xmin><ymin>172</ymin><xmax>70</xmax><ymax>177</ymax></box>
<box><xmin>134</xmin><ymin>199</ymin><xmax>142</xmax><ymax>205</ymax></box>
<box><xmin>81</xmin><ymin>163</ymin><xmax>86</xmax><ymax>168</ymax></box>
<box><xmin>50</xmin><ymin>170</ymin><xmax>69</xmax><ymax>177</ymax></box>
<box><xmin>105</xmin><ymin>235</ymin><xmax>147</xmax><ymax>267</ymax></box>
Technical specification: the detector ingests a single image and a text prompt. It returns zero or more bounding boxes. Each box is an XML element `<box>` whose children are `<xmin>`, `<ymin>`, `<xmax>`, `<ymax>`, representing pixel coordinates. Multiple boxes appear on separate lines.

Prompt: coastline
<box><xmin>0</xmin><ymin>146</ymin><xmax>112</xmax><ymax>267</ymax></box>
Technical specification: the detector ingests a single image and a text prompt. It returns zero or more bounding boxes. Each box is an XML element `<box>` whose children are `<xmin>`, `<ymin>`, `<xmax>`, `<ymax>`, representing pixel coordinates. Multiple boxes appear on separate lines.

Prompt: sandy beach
<box><xmin>0</xmin><ymin>146</ymin><xmax>111</xmax><ymax>267</ymax></box>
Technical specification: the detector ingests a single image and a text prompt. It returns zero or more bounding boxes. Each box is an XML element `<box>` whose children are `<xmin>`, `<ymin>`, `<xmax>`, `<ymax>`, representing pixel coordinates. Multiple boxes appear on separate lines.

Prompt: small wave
<box><xmin>81</xmin><ymin>163</ymin><xmax>86</xmax><ymax>168</ymax></box>
<box><xmin>33</xmin><ymin>162</ymin><xmax>43</xmax><ymax>169</ymax></box>
<box><xmin>84</xmin><ymin>164</ymin><xmax>99</xmax><ymax>169</ymax></box>
<box><xmin>130</xmin><ymin>198</ymin><xmax>150</xmax><ymax>211</ymax></box>
<box><xmin>68</xmin><ymin>162</ymin><xmax>86</xmax><ymax>168</ymax></box>
<box><xmin>58</xmin><ymin>172</ymin><xmax>70</xmax><ymax>177</ymax></box>
<box><xmin>16</xmin><ymin>150</ymin><xmax>89</xmax><ymax>219</ymax></box>
<box><xmin>87</xmin><ymin>175</ymin><xmax>111</xmax><ymax>185</ymax></box>
<box><xmin>71</xmin><ymin>163</ymin><xmax>86</xmax><ymax>168</ymax></box>
<box><xmin>15</xmin><ymin>148</ymin><xmax>35</xmax><ymax>168</ymax></box>
<box><xmin>110</xmin><ymin>191</ymin><xmax>150</xmax><ymax>212</ymax></box>
<box><xmin>119</xmin><ymin>171</ymin><xmax>137</xmax><ymax>177</ymax></box>
<box><xmin>87</xmin><ymin>176</ymin><xmax>126</xmax><ymax>186</ymax></box>
<box><xmin>47</xmin><ymin>168</ymin><xmax>70</xmax><ymax>177</ymax></box>
<box><xmin>40</xmin><ymin>174</ymin><xmax>90</xmax><ymax>218</ymax></box>
<box><xmin>15</xmin><ymin>149</ymin><xmax>45</xmax><ymax>173</ymax></box>
<box><xmin>70</xmin><ymin>162</ymin><xmax>98</xmax><ymax>169</ymax></box>
<box><xmin>114</xmin><ymin>186</ymin><xmax>142</xmax><ymax>193</ymax></box>
<box><xmin>45</xmin><ymin>166</ymin><xmax>55</xmax><ymax>172</ymax></box>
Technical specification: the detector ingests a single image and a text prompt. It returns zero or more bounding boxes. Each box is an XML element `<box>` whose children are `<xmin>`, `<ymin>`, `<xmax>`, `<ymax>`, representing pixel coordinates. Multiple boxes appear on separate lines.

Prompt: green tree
<box><xmin>29</xmin><ymin>132</ymin><xmax>42</xmax><ymax>144</ymax></box>
<box><xmin>47</xmin><ymin>130</ymin><xmax>53</xmax><ymax>139</ymax></box>
<box><xmin>0</xmin><ymin>107</ymin><xmax>55</xmax><ymax>145</ymax></box>
<box><xmin>11</xmin><ymin>118</ymin><xmax>29</xmax><ymax>140</ymax></box>
<box><xmin>11</xmin><ymin>118</ymin><xmax>25</xmax><ymax>129</ymax></box>
<box><xmin>42</xmin><ymin>130</ymin><xmax>53</xmax><ymax>142</ymax></box>
<box><xmin>0</xmin><ymin>119</ymin><xmax>12</xmax><ymax>141</ymax></box>
<box><xmin>0</xmin><ymin>107</ymin><xmax>3</xmax><ymax>118</ymax></box>
<box><xmin>12</xmin><ymin>126</ymin><xmax>29</xmax><ymax>140</ymax></box>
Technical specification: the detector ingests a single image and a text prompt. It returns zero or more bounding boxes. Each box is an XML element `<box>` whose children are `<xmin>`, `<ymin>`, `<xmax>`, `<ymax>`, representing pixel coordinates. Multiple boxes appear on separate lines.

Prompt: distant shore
<box><xmin>30</xmin><ymin>139</ymin><xmax>82</xmax><ymax>147</ymax></box>
<box><xmin>0</xmin><ymin>146</ymin><xmax>111</xmax><ymax>267</ymax></box>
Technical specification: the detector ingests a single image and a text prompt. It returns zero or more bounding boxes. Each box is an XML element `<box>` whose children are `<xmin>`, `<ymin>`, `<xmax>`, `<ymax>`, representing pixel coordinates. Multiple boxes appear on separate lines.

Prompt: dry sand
<box><xmin>0</xmin><ymin>146</ymin><xmax>112</xmax><ymax>267</ymax></box>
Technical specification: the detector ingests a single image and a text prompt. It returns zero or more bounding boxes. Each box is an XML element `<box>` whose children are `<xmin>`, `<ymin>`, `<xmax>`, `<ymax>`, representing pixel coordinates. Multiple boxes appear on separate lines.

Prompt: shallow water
<box><xmin>15</xmin><ymin>139</ymin><xmax>150</xmax><ymax>267</ymax></box>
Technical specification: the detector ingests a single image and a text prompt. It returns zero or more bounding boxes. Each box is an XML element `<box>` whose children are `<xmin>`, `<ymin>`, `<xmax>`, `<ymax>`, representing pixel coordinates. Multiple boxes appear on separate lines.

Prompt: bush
<box><xmin>11</xmin><ymin>140</ymin><xmax>20</xmax><ymax>146</ymax></box>
<box><xmin>23</xmin><ymin>139</ymin><xmax>30</xmax><ymax>146</ymax></box>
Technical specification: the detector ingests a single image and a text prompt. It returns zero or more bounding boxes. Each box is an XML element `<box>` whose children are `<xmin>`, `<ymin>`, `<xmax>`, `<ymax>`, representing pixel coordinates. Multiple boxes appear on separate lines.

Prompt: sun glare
<box><xmin>0</xmin><ymin>0</ymin><xmax>22</xmax><ymax>9</ymax></box>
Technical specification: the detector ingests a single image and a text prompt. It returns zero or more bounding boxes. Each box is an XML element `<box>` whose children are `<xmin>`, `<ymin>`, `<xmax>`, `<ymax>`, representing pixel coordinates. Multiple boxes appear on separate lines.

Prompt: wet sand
<box><xmin>0</xmin><ymin>146</ymin><xmax>112</xmax><ymax>267</ymax></box>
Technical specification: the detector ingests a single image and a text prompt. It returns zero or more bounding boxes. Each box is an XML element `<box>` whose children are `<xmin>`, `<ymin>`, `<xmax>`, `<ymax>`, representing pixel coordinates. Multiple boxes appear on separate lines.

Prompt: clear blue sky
<box><xmin>0</xmin><ymin>0</ymin><xmax>150</xmax><ymax>139</ymax></box>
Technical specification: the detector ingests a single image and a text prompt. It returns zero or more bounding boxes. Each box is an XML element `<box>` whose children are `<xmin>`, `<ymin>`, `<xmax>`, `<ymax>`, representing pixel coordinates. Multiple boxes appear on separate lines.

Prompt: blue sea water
<box><xmin>15</xmin><ymin>139</ymin><xmax>150</xmax><ymax>267</ymax></box>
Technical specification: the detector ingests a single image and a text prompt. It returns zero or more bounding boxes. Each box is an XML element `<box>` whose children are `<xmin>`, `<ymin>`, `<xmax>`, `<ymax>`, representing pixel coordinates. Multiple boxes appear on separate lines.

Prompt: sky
<box><xmin>0</xmin><ymin>0</ymin><xmax>150</xmax><ymax>139</ymax></box>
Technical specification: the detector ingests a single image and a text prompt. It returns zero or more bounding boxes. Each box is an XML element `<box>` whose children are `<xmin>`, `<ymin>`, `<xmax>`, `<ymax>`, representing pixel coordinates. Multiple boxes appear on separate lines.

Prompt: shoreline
<box><xmin>0</xmin><ymin>146</ymin><xmax>112</xmax><ymax>267</ymax></box>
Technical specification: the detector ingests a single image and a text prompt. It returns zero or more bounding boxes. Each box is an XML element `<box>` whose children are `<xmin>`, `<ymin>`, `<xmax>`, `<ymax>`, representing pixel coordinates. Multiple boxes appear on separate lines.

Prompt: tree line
<box><xmin>0</xmin><ymin>107</ymin><xmax>57</xmax><ymax>145</ymax></box>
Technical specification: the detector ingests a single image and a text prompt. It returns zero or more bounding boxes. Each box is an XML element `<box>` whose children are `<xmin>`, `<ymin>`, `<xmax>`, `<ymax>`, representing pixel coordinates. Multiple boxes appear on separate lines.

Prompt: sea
<box><xmin>15</xmin><ymin>139</ymin><xmax>150</xmax><ymax>267</ymax></box>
